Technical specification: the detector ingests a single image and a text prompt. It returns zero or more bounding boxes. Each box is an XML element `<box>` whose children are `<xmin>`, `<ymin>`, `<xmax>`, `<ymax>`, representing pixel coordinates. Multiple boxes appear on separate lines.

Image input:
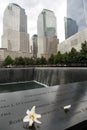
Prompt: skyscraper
<box><xmin>64</xmin><ymin>17</ymin><xmax>78</xmax><ymax>39</ymax></box>
<box><xmin>31</xmin><ymin>34</ymin><xmax>38</xmax><ymax>58</ymax></box>
<box><xmin>37</xmin><ymin>9</ymin><xmax>58</xmax><ymax>58</ymax></box>
<box><xmin>66</xmin><ymin>0</ymin><xmax>87</xmax><ymax>38</ymax></box>
<box><xmin>2</xmin><ymin>3</ymin><xmax>29</xmax><ymax>52</ymax></box>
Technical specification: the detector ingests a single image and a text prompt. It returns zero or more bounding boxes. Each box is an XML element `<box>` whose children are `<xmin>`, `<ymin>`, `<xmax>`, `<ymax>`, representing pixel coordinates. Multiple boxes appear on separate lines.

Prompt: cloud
<box><xmin>23</xmin><ymin>0</ymin><xmax>39</xmax><ymax>8</ymax></box>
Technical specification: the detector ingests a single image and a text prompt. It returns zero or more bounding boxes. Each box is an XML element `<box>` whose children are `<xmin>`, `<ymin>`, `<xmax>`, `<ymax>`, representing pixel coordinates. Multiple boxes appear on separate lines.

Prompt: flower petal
<box><xmin>35</xmin><ymin>114</ymin><xmax>41</xmax><ymax>118</ymax></box>
<box><xmin>23</xmin><ymin>116</ymin><xmax>29</xmax><ymax>122</ymax></box>
<box><xmin>26</xmin><ymin>109</ymin><xmax>30</xmax><ymax>115</ymax></box>
<box><xmin>31</xmin><ymin>106</ymin><xmax>36</xmax><ymax>113</ymax></box>
<box><xmin>64</xmin><ymin>105</ymin><xmax>71</xmax><ymax>109</ymax></box>
<box><xmin>29</xmin><ymin>119</ymin><xmax>34</xmax><ymax>126</ymax></box>
<box><xmin>34</xmin><ymin>119</ymin><xmax>42</xmax><ymax>124</ymax></box>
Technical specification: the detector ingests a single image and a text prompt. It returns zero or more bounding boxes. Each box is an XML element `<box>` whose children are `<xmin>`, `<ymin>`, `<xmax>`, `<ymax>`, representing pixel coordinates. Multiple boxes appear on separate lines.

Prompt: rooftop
<box><xmin>9</xmin><ymin>3</ymin><xmax>21</xmax><ymax>8</ymax></box>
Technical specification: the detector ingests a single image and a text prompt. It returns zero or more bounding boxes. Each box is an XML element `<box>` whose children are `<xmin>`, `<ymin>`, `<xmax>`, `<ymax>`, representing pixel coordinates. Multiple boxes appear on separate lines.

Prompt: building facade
<box><xmin>2</xmin><ymin>3</ymin><xmax>29</xmax><ymax>52</ymax></box>
<box><xmin>66</xmin><ymin>0</ymin><xmax>87</xmax><ymax>38</ymax></box>
<box><xmin>64</xmin><ymin>17</ymin><xmax>78</xmax><ymax>39</ymax></box>
<box><xmin>31</xmin><ymin>34</ymin><xmax>38</xmax><ymax>58</ymax></box>
<box><xmin>0</xmin><ymin>48</ymin><xmax>32</xmax><ymax>61</ymax></box>
<box><xmin>37</xmin><ymin>9</ymin><xmax>58</xmax><ymax>59</ymax></box>
<box><xmin>58</xmin><ymin>28</ymin><xmax>87</xmax><ymax>54</ymax></box>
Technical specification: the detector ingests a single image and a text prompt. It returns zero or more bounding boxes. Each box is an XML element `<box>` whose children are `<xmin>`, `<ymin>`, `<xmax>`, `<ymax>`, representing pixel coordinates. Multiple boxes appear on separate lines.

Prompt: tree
<box><xmin>62</xmin><ymin>52</ymin><xmax>69</xmax><ymax>64</ymax></box>
<box><xmin>80</xmin><ymin>41</ymin><xmax>87</xmax><ymax>54</ymax></box>
<box><xmin>40</xmin><ymin>56</ymin><xmax>47</xmax><ymax>65</ymax></box>
<box><xmin>29</xmin><ymin>58</ymin><xmax>35</xmax><ymax>65</ymax></box>
<box><xmin>54</xmin><ymin>51</ymin><xmax>62</xmax><ymax>64</ymax></box>
<box><xmin>3</xmin><ymin>55</ymin><xmax>13</xmax><ymax>66</ymax></box>
<box><xmin>79</xmin><ymin>41</ymin><xmax>87</xmax><ymax>64</ymax></box>
<box><xmin>24</xmin><ymin>57</ymin><xmax>30</xmax><ymax>65</ymax></box>
<box><xmin>68</xmin><ymin>48</ymin><xmax>78</xmax><ymax>63</ymax></box>
<box><xmin>48</xmin><ymin>54</ymin><xmax>54</xmax><ymax>64</ymax></box>
<box><xmin>14</xmin><ymin>57</ymin><xmax>25</xmax><ymax>65</ymax></box>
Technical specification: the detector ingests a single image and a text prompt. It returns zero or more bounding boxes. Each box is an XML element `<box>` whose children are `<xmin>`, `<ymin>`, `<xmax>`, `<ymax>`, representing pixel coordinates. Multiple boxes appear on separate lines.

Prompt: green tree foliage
<box><xmin>35</xmin><ymin>57</ymin><xmax>47</xmax><ymax>65</ymax></box>
<box><xmin>40</xmin><ymin>56</ymin><xmax>47</xmax><ymax>65</ymax></box>
<box><xmin>79</xmin><ymin>41</ymin><xmax>87</xmax><ymax>64</ymax></box>
<box><xmin>35</xmin><ymin>58</ymin><xmax>41</xmax><ymax>65</ymax></box>
<box><xmin>80</xmin><ymin>41</ymin><xmax>87</xmax><ymax>54</ymax></box>
<box><xmin>3</xmin><ymin>55</ymin><xmax>13</xmax><ymax>66</ymax></box>
<box><xmin>3</xmin><ymin>41</ymin><xmax>87</xmax><ymax>66</ymax></box>
<box><xmin>62</xmin><ymin>52</ymin><xmax>69</xmax><ymax>64</ymax></box>
<box><xmin>48</xmin><ymin>54</ymin><xmax>54</xmax><ymax>64</ymax></box>
<box><xmin>29</xmin><ymin>58</ymin><xmax>35</xmax><ymax>65</ymax></box>
<box><xmin>54</xmin><ymin>52</ymin><xmax>62</xmax><ymax>64</ymax></box>
<box><xmin>68</xmin><ymin>48</ymin><xmax>78</xmax><ymax>63</ymax></box>
<box><xmin>14</xmin><ymin>57</ymin><xmax>25</xmax><ymax>65</ymax></box>
<box><xmin>23</xmin><ymin>57</ymin><xmax>30</xmax><ymax>65</ymax></box>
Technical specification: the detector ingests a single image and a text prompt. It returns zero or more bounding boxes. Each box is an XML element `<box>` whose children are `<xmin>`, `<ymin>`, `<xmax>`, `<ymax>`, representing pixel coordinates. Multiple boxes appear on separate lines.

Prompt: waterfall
<box><xmin>0</xmin><ymin>67</ymin><xmax>87</xmax><ymax>86</ymax></box>
<box><xmin>34</xmin><ymin>67</ymin><xmax>87</xmax><ymax>86</ymax></box>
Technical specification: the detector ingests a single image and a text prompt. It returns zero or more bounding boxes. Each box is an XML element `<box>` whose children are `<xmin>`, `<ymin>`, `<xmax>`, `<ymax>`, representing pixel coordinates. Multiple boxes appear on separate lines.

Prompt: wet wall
<box><xmin>0</xmin><ymin>67</ymin><xmax>87</xmax><ymax>85</ymax></box>
<box><xmin>34</xmin><ymin>67</ymin><xmax>87</xmax><ymax>86</ymax></box>
<box><xmin>0</xmin><ymin>68</ymin><xmax>34</xmax><ymax>83</ymax></box>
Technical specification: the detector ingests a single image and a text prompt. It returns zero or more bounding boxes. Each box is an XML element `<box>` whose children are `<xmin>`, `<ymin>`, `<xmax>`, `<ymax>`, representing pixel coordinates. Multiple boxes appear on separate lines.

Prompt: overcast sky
<box><xmin>0</xmin><ymin>0</ymin><xmax>67</xmax><ymax>47</ymax></box>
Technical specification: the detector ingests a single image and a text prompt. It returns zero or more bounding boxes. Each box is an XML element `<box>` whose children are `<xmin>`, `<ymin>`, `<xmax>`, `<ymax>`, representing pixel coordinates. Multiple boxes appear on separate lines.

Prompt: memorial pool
<box><xmin>0</xmin><ymin>67</ymin><xmax>87</xmax><ymax>130</ymax></box>
<box><xmin>0</xmin><ymin>81</ymin><xmax>45</xmax><ymax>93</ymax></box>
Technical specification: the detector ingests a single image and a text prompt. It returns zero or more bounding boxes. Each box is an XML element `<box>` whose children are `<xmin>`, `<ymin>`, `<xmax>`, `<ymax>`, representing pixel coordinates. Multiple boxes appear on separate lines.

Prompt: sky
<box><xmin>0</xmin><ymin>0</ymin><xmax>67</xmax><ymax>47</ymax></box>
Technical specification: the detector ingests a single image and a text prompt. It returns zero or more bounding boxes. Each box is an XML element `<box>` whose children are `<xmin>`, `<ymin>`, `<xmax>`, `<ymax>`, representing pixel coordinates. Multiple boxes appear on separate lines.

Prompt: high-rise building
<box><xmin>31</xmin><ymin>34</ymin><xmax>38</xmax><ymax>58</ymax></box>
<box><xmin>67</xmin><ymin>0</ymin><xmax>87</xmax><ymax>35</ymax></box>
<box><xmin>2</xmin><ymin>3</ymin><xmax>29</xmax><ymax>52</ymax></box>
<box><xmin>37</xmin><ymin>9</ymin><xmax>58</xmax><ymax>58</ymax></box>
<box><xmin>64</xmin><ymin>17</ymin><xmax>78</xmax><ymax>39</ymax></box>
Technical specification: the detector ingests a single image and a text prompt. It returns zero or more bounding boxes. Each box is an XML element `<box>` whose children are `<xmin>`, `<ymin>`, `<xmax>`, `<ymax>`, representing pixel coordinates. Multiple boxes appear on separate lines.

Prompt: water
<box><xmin>0</xmin><ymin>81</ymin><xmax>45</xmax><ymax>93</ymax></box>
<box><xmin>34</xmin><ymin>67</ymin><xmax>87</xmax><ymax>86</ymax></box>
<box><xmin>0</xmin><ymin>68</ymin><xmax>87</xmax><ymax>130</ymax></box>
<box><xmin>0</xmin><ymin>67</ymin><xmax>87</xmax><ymax>86</ymax></box>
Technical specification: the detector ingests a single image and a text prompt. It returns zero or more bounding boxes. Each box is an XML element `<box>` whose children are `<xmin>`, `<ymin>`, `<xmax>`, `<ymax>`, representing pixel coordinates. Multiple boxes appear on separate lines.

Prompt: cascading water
<box><xmin>34</xmin><ymin>67</ymin><xmax>87</xmax><ymax>86</ymax></box>
<box><xmin>0</xmin><ymin>67</ymin><xmax>87</xmax><ymax>86</ymax></box>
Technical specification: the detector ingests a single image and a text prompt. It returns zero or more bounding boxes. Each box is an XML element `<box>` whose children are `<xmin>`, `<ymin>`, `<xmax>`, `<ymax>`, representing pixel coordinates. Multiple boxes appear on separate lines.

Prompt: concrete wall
<box><xmin>0</xmin><ymin>49</ymin><xmax>32</xmax><ymax>61</ymax></box>
<box><xmin>58</xmin><ymin>28</ymin><xmax>87</xmax><ymax>53</ymax></box>
<box><xmin>2</xmin><ymin>30</ymin><xmax>20</xmax><ymax>51</ymax></box>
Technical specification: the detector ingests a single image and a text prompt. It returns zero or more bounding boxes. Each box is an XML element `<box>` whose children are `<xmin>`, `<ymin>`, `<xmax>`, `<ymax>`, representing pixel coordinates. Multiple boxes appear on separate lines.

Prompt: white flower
<box><xmin>23</xmin><ymin>106</ymin><xmax>42</xmax><ymax>126</ymax></box>
<box><xmin>64</xmin><ymin>105</ymin><xmax>71</xmax><ymax>110</ymax></box>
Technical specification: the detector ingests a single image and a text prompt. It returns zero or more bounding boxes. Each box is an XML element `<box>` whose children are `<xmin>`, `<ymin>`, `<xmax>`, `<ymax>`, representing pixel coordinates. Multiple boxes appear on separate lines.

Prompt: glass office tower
<box><xmin>37</xmin><ymin>9</ymin><xmax>58</xmax><ymax>58</ymax></box>
<box><xmin>64</xmin><ymin>17</ymin><xmax>78</xmax><ymax>39</ymax></box>
<box><xmin>2</xmin><ymin>3</ymin><xmax>29</xmax><ymax>52</ymax></box>
<box><xmin>66</xmin><ymin>0</ymin><xmax>87</xmax><ymax>38</ymax></box>
<box><xmin>67</xmin><ymin>0</ymin><xmax>87</xmax><ymax>30</ymax></box>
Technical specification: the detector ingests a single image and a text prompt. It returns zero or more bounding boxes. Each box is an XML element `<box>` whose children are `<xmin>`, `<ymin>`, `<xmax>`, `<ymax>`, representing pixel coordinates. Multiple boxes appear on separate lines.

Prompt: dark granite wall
<box><xmin>0</xmin><ymin>68</ymin><xmax>34</xmax><ymax>83</ymax></box>
<box><xmin>0</xmin><ymin>67</ymin><xmax>87</xmax><ymax>85</ymax></box>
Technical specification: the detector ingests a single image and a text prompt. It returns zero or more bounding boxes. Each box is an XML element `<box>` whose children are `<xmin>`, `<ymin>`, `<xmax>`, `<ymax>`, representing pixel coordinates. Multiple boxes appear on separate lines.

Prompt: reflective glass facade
<box><xmin>37</xmin><ymin>9</ymin><xmax>57</xmax><ymax>38</ymax></box>
<box><xmin>66</xmin><ymin>0</ymin><xmax>87</xmax><ymax>38</ymax></box>
<box><xmin>37</xmin><ymin>9</ymin><xmax>57</xmax><ymax>58</ymax></box>
<box><xmin>65</xmin><ymin>0</ymin><xmax>87</xmax><ymax>39</ymax></box>
<box><xmin>3</xmin><ymin>3</ymin><xmax>27</xmax><ymax>33</ymax></box>
<box><xmin>65</xmin><ymin>17</ymin><xmax>78</xmax><ymax>39</ymax></box>
<box><xmin>2</xmin><ymin>3</ymin><xmax>29</xmax><ymax>52</ymax></box>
